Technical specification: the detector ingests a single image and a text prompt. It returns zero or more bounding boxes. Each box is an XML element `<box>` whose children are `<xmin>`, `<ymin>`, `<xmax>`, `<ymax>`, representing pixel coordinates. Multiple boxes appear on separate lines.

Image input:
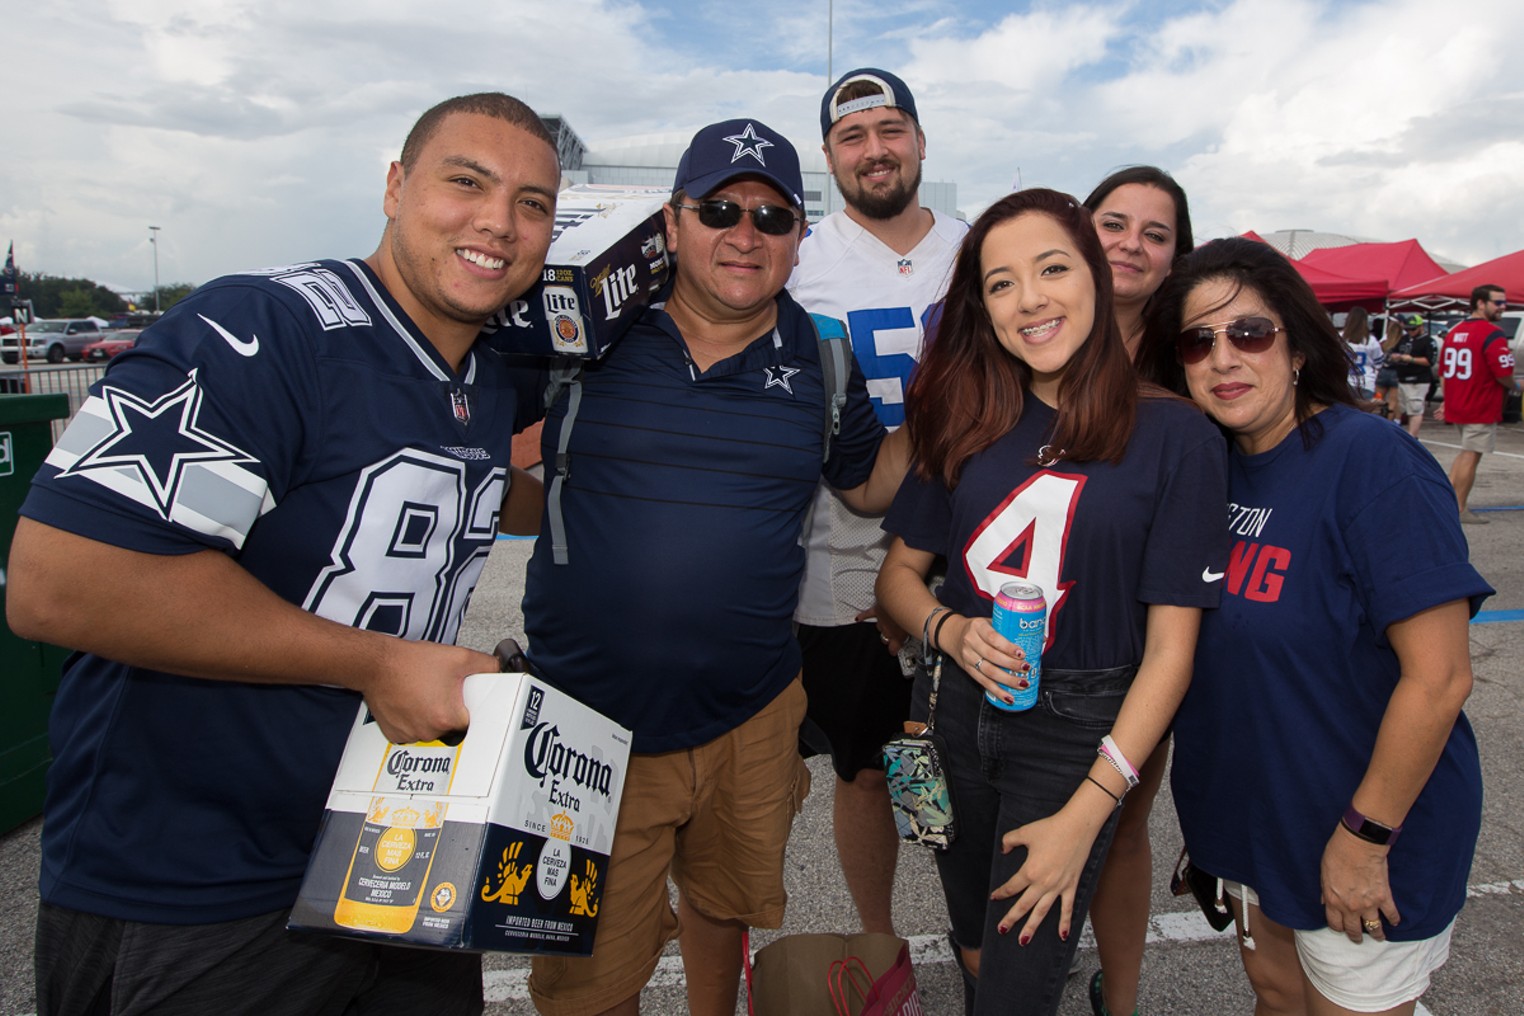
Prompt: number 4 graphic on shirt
<box><xmin>962</xmin><ymin>471</ymin><xmax>1084</xmax><ymax>646</ymax></box>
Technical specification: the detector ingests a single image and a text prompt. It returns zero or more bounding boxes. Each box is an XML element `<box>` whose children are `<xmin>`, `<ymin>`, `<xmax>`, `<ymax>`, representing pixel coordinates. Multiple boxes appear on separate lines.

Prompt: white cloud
<box><xmin>5</xmin><ymin>0</ymin><xmax>1523</xmax><ymax>293</ymax></box>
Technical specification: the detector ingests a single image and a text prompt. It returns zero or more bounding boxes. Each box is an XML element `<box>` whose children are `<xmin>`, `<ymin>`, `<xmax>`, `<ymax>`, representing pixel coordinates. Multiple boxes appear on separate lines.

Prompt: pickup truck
<box><xmin>0</xmin><ymin>318</ymin><xmax>105</xmax><ymax>363</ymax></box>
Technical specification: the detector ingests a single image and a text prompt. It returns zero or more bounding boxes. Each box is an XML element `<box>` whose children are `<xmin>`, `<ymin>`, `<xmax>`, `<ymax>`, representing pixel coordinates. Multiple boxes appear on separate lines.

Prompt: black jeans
<box><xmin>921</xmin><ymin>661</ymin><xmax>1133</xmax><ymax>1016</ymax></box>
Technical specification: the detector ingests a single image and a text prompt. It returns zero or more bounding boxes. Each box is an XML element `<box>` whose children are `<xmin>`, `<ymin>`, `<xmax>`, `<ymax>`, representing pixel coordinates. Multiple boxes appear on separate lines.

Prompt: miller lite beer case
<box><xmin>484</xmin><ymin>184</ymin><xmax>670</xmax><ymax>360</ymax></box>
<box><xmin>290</xmin><ymin>673</ymin><xmax>631</xmax><ymax>955</ymax></box>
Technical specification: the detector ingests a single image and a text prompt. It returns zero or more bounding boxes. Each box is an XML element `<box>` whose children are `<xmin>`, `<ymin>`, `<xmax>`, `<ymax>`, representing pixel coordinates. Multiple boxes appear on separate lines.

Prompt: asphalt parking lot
<box><xmin>2</xmin><ymin>414</ymin><xmax>1521</xmax><ymax>1015</ymax></box>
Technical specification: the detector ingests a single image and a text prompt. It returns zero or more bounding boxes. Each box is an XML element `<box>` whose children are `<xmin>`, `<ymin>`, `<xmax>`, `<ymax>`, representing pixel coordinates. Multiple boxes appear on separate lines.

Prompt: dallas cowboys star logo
<box><xmin>724</xmin><ymin>123</ymin><xmax>774</xmax><ymax>165</ymax></box>
<box><xmin>62</xmin><ymin>370</ymin><xmax>256</xmax><ymax>519</ymax></box>
<box><xmin>764</xmin><ymin>364</ymin><xmax>800</xmax><ymax>394</ymax></box>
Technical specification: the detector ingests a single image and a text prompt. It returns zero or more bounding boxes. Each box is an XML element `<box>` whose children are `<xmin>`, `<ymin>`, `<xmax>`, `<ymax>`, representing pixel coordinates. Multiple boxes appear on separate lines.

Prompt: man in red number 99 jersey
<box><xmin>1439</xmin><ymin>284</ymin><xmax>1520</xmax><ymax>523</ymax></box>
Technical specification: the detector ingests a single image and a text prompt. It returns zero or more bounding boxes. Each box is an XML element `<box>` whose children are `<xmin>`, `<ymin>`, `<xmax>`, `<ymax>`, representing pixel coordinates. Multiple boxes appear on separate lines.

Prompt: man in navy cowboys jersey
<box><xmin>789</xmin><ymin>67</ymin><xmax>967</xmax><ymax>936</ymax></box>
<box><xmin>7</xmin><ymin>93</ymin><xmax>558</xmax><ymax>1015</ymax></box>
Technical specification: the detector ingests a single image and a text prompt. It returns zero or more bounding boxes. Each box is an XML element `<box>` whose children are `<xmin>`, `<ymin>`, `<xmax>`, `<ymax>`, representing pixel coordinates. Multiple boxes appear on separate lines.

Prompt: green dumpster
<box><xmin>0</xmin><ymin>393</ymin><xmax>71</xmax><ymax>833</ymax></box>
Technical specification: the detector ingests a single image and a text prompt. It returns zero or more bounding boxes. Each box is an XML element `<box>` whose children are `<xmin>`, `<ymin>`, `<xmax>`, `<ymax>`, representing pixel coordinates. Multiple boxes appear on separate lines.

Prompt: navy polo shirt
<box><xmin>523</xmin><ymin>291</ymin><xmax>885</xmax><ymax>752</ymax></box>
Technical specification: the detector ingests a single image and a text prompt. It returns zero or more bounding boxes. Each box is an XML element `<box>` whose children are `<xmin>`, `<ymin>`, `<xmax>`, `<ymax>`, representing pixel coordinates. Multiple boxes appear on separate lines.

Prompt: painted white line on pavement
<box><xmin>1467</xmin><ymin>877</ymin><xmax>1524</xmax><ymax>897</ymax></box>
<box><xmin>483</xmin><ymin>915</ymin><xmax>1223</xmax><ymax>1002</ymax></box>
<box><xmin>1422</xmin><ymin>438</ymin><xmax>1524</xmax><ymax>460</ymax></box>
<box><xmin>485</xmin><ymin>956</ymin><xmax>687</xmax><ymax>1002</ymax></box>
<box><xmin>483</xmin><ymin>880</ymin><xmax>1524</xmax><ymax>1002</ymax></box>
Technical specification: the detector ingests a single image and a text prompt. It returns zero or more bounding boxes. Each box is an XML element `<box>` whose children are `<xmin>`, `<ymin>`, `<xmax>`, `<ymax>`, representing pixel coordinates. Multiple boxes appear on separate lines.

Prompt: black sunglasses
<box><xmin>677</xmin><ymin>199</ymin><xmax>800</xmax><ymax>236</ymax></box>
<box><xmin>1176</xmin><ymin>316</ymin><xmax>1283</xmax><ymax>365</ymax></box>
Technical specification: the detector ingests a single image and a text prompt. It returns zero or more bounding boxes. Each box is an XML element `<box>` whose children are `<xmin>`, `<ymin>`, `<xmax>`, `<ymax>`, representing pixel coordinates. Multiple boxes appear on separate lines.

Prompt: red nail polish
<box><xmin>1060</xmin><ymin>929</ymin><xmax>1069</xmax><ymax>942</ymax></box>
<box><xmin>997</xmin><ymin>925</ymin><xmax>1008</xmax><ymax>936</ymax></box>
<box><xmin>1018</xmin><ymin>934</ymin><xmax>1030</xmax><ymax>947</ymax></box>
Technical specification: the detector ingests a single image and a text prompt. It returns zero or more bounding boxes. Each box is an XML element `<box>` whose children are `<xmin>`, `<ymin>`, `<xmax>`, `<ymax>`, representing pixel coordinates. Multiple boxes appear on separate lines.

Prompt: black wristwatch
<box><xmin>1341</xmin><ymin>804</ymin><xmax>1403</xmax><ymax>846</ymax></box>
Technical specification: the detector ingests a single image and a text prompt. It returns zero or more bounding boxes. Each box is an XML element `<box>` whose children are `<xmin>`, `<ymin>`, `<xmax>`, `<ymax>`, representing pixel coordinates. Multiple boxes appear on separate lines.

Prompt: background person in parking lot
<box><xmin>5</xmin><ymin>91</ymin><xmax>557</xmax><ymax>1016</ymax></box>
<box><xmin>1373</xmin><ymin>317</ymin><xmax>1405</xmax><ymax>420</ymax></box>
<box><xmin>1390</xmin><ymin>314</ymin><xmax>1437</xmax><ymax>438</ymax></box>
<box><xmin>1341</xmin><ymin>305</ymin><xmax>1383</xmax><ymax>404</ymax></box>
<box><xmin>1440</xmin><ymin>284</ymin><xmax>1521</xmax><ymax>524</ymax></box>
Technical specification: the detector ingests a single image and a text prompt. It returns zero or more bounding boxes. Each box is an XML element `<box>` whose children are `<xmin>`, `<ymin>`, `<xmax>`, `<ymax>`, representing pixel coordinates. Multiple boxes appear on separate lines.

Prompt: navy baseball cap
<box><xmin>672</xmin><ymin>119</ymin><xmax>804</xmax><ymax>209</ymax></box>
<box><xmin>820</xmin><ymin>67</ymin><xmax>919</xmax><ymax>138</ymax></box>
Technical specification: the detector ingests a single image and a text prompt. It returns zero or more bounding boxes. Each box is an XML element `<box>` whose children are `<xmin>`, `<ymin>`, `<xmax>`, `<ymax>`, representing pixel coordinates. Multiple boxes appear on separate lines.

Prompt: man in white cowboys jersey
<box><xmin>7</xmin><ymin>93</ymin><xmax>557</xmax><ymax>1015</ymax></box>
<box><xmin>789</xmin><ymin>67</ymin><xmax>967</xmax><ymax>934</ymax></box>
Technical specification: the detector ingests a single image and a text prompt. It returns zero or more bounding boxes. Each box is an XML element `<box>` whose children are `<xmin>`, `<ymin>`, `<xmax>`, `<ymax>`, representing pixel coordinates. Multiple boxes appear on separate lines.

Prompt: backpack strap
<box><xmin>809</xmin><ymin>312</ymin><xmax>850</xmax><ymax>464</ymax></box>
<box><xmin>543</xmin><ymin>358</ymin><xmax>584</xmax><ymax>566</ymax></box>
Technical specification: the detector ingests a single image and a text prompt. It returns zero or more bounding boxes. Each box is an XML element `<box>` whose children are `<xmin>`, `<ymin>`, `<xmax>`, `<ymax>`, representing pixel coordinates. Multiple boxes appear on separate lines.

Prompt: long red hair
<box><xmin>906</xmin><ymin>188</ymin><xmax>1141</xmax><ymax>487</ymax></box>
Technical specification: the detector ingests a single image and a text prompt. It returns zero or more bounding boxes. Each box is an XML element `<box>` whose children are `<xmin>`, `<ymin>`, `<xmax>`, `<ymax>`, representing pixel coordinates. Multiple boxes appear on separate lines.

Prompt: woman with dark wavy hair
<box><xmin>1083</xmin><ymin>166</ymin><xmax>1194</xmax><ymax>360</ymax></box>
<box><xmin>1141</xmin><ymin>237</ymin><xmax>1488</xmax><ymax>1016</ymax></box>
<box><xmin>1081</xmin><ymin>164</ymin><xmax>1195</xmax><ymax>1016</ymax></box>
<box><xmin>875</xmin><ymin>189</ymin><xmax>1229</xmax><ymax>1016</ymax></box>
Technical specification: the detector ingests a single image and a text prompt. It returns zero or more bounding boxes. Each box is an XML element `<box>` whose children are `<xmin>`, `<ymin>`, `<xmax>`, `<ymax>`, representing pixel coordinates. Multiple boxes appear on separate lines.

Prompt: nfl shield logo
<box><xmin>450</xmin><ymin>388</ymin><xmax>470</xmax><ymax>424</ymax></box>
<box><xmin>897</xmin><ymin>258</ymin><xmax>914</xmax><ymax>277</ymax></box>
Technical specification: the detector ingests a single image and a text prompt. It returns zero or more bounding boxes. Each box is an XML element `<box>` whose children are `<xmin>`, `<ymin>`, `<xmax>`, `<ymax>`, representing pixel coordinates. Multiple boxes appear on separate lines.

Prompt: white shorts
<box><xmin>1223</xmin><ymin>881</ymin><xmax>1454</xmax><ymax>1012</ymax></box>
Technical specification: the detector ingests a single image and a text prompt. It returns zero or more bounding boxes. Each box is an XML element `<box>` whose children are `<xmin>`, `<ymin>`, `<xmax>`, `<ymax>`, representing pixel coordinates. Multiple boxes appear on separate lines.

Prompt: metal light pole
<box><xmin>149</xmin><ymin>225</ymin><xmax>161</xmax><ymax>314</ymax></box>
<box><xmin>825</xmin><ymin>0</ymin><xmax>834</xmax><ymax>216</ymax></box>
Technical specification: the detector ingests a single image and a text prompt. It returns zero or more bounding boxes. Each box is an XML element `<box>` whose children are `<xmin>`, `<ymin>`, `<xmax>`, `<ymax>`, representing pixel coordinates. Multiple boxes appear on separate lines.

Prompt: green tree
<box><xmin>138</xmin><ymin>282</ymin><xmax>196</xmax><ymax>313</ymax></box>
<box><xmin>16</xmin><ymin>272</ymin><xmax>127</xmax><ymax>318</ymax></box>
<box><xmin>58</xmin><ymin>288</ymin><xmax>98</xmax><ymax>317</ymax></box>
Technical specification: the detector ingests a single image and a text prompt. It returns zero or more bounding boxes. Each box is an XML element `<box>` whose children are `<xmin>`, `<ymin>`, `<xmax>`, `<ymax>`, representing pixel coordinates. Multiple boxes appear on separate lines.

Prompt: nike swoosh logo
<box><xmin>1202</xmin><ymin>568</ymin><xmax>1225</xmax><ymax>582</ymax></box>
<box><xmin>199</xmin><ymin>314</ymin><xmax>260</xmax><ymax>357</ymax></box>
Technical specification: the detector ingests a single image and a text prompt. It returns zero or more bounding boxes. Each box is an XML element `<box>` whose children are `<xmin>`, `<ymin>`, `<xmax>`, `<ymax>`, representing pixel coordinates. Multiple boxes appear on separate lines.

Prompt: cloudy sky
<box><xmin>8</xmin><ymin>0</ymin><xmax>1522</xmax><ymax>298</ymax></box>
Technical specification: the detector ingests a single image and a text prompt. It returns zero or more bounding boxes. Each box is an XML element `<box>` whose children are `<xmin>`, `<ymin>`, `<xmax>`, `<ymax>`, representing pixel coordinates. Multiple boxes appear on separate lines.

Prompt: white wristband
<box><xmin>1098</xmin><ymin>735</ymin><xmax>1140</xmax><ymax>789</ymax></box>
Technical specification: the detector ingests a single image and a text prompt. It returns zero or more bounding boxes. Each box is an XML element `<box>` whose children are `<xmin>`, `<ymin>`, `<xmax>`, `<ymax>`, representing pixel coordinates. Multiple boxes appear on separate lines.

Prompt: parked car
<box><xmin>0</xmin><ymin>318</ymin><xmax>105</xmax><ymax>363</ymax></box>
<box><xmin>106</xmin><ymin>312</ymin><xmax>158</xmax><ymax>329</ymax></box>
<box><xmin>83</xmin><ymin>328</ymin><xmax>144</xmax><ymax>362</ymax></box>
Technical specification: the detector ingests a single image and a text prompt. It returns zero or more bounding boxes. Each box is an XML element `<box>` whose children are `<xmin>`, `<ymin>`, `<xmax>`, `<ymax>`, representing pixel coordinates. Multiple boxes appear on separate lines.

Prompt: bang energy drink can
<box><xmin>989</xmin><ymin>580</ymin><xmax>1046</xmax><ymax>712</ymax></box>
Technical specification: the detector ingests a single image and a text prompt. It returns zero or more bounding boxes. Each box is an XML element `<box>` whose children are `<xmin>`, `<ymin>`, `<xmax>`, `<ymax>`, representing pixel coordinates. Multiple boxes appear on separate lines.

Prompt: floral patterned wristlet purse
<box><xmin>881</xmin><ymin>653</ymin><xmax>957</xmax><ymax>850</ymax></box>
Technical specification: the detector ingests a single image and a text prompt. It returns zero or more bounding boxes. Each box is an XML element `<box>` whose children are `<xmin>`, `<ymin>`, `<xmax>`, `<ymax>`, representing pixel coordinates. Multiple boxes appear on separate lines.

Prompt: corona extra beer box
<box><xmin>289</xmin><ymin>673</ymin><xmax>631</xmax><ymax>955</ymax></box>
<box><xmin>483</xmin><ymin>184</ymin><xmax>670</xmax><ymax>360</ymax></box>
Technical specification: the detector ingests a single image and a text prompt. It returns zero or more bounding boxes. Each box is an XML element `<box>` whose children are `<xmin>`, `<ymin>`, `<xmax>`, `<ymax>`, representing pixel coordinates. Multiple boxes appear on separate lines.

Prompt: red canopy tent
<box><xmin>1287</xmin><ymin>260</ymin><xmax>1388</xmax><ymax>306</ymax></box>
<box><xmin>1239</xmin><ymin>232</ymin><xmax>1387</xmax><ymax>305</ymax></box>
<box><xmin>1301</xmin><ymin>239</ymin><xmax>1449</xmax><ymax>293</ymax></box>
<box><xmin>1389</xmin><ymin>248</ymin><xmax>1524</xmax><ymax>305</ymax></box>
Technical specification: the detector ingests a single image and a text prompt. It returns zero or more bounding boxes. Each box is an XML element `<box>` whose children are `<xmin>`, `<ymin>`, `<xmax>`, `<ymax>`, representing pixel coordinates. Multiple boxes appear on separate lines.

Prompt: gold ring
<box><xmin>1362</xmin><ymin>919</ymin><xmax>1381</xmax><ymax>933</ymax></box>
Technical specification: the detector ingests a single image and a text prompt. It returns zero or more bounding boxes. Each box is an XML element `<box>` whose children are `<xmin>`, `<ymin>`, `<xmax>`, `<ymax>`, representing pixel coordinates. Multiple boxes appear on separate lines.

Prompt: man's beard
<box><xmin>841</xmin><ymin>161</ymin><xmax>922</xmax><ymax>220</ymax></box>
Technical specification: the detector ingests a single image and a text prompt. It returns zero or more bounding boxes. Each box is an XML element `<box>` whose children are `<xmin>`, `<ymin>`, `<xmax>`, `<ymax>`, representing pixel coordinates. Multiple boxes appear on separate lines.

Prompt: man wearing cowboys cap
<box><xmin>522</xmin><ymin>119</ymin><xmax>909</xmax><ymax>1015</ymax></box>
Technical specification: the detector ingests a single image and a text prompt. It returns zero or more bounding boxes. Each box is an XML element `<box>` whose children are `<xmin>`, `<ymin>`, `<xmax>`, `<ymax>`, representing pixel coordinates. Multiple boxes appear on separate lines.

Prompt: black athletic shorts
<box><xmin>797</xmin><ymin>621</ymin><xmax>913</xmax><ymax>781</ymax></box>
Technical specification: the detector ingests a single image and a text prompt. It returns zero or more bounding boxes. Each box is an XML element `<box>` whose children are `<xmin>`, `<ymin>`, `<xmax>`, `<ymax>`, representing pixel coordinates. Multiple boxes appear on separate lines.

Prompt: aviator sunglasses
<box><xmin>677</xmin><ymin>199</ymin><xmax>800</xmax><ymax>236</ymax></box>
<box><xmin>1176</xmin><ymin>316</ymin><xmax>1283</xmax><ymax>365</ymax></box>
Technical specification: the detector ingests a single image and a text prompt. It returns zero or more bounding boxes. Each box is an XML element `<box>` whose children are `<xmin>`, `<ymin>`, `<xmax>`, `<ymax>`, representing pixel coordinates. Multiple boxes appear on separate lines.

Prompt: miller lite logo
<box><xmin>591</xmin><ymin>264</ymin><xmax>638</xmax><ymax>322</ymax></box>
<box><xmin>543</xmin><ymin>286</ymin><xmax>580</xmax><ymax>316</ymax></box>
